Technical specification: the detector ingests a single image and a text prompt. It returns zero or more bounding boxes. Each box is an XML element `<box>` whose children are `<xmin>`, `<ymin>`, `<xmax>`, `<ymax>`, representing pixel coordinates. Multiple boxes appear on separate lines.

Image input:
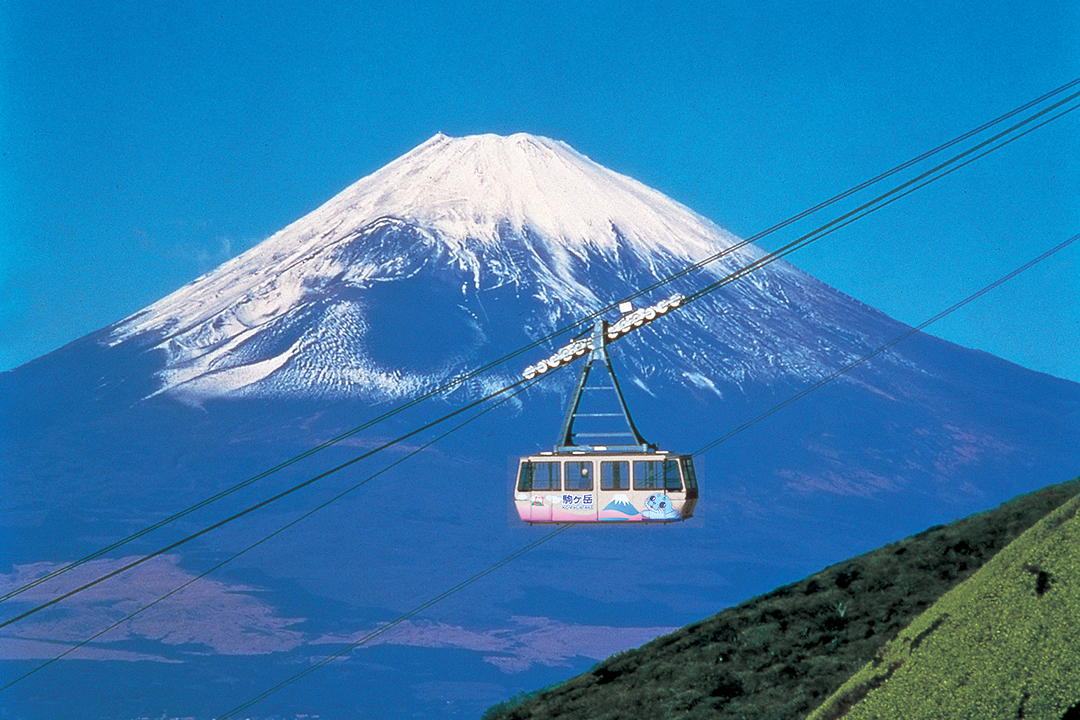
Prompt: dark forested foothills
<box><xmin>484</xmin><ymin>477</ymin><xmax>1080</xmax><ymax>720</ymax></box>
<box><xmin>809</xmin><ymin>490</ymin><xmax>1080</xmax><ymax>720</ymax></box>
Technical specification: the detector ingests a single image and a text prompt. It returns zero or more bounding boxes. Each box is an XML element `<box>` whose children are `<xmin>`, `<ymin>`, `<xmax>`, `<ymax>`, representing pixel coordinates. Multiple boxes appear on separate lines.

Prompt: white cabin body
<box><xmin>514</xmin><ymin>451</ymin><xmax>698</xmax><ymax>523</ymax></box>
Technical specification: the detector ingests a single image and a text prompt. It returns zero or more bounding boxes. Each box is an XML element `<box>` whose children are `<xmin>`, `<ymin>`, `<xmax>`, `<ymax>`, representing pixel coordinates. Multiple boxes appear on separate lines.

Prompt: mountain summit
<box><xmin>107</xmin><ymin>133</ymin><xmax>877</xmax><ymax>402</ymax></box>
<box><xmin>290</xmin><ymin>132</ymin><xmax>739</xmax><ymax>256</ymax></box>
<box><xmin>3</xmin><ymin>133</ymin><xmax>1079</xmax><ymax>720</ymax></box>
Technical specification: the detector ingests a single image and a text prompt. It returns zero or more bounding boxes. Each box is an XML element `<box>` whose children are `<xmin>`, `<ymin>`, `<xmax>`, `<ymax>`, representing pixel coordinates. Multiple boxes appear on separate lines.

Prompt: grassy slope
<box><xmin>807</xmin><ymin>492</ymin><xmax>1080</xmax><ymax>720</ymax></box>
<box><xmin>484</xmin><ymin>478</ymin><xmax>1080</xmax><ymax>720</ymax></box>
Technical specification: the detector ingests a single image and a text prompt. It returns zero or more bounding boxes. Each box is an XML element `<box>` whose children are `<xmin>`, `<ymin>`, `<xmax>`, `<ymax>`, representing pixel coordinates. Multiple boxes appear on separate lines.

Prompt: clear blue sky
<box><xmin>2</xmin><ymin>0</ymin><xmax>1077</xmax><ymax>380</ymax></box>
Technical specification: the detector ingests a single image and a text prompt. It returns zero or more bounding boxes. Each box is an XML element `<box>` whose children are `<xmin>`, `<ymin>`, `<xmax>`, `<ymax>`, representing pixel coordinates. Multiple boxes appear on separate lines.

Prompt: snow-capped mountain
<box><xmin>107</xmin><ymin>132</ymin><xmax>889</xmax><ymax>403</ymax></box>
<box><xmin>3</xmin><ymin>133</ymin><xmax>1078</xmax><ymax>720</ymax></box>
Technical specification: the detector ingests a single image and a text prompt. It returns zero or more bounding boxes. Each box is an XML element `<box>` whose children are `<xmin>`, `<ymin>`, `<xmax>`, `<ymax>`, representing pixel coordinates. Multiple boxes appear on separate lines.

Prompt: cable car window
<box><xmin>517</xmin><ymin>462</ymin><xmax>534</xmax><ymax>492</ymax></box>
<box><xmin>633</xmin><ymin>460</ymin><xmax>661</xmax><ymax>490</ymax></box>
<box><xmin>565</xmin><ymin>461</ymin><xmax>593</xmax><ymax>491</ymax></box>
<box><xmin>519</xmin><ymin>461</ymin><xmax>560</xmax><ymax>491</ymax></box>
<box><xmin>681</xmin><ymin>457</ymin><xmax>697</xmax><ymax>490</ymax></box>
<box><xmin>664</xmin><ymin>459</ymin><xmax>683</xmax><ymax>491</ymax></box>
<box><xmin>634</xmin><ymin>460</ymin><xmax>682</xmax><ymax>490</ymax></box>
<box><xmin>601</xmin><ymin>460</ymin><xmax>630</xmax><ymax>490</ymax></box>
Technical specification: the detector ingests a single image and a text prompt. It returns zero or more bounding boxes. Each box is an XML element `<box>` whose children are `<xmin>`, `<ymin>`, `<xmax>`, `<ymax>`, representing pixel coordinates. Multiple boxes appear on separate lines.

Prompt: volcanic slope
<box><xmin>483</xmin><ymin>477</ymin><xmax>1080</xmax><ymax>720</ymax></box>
<box><xmin>8</xmin><ymin>132</ymin><xmax>1076</xmax><ymax>534</ymax></box>
<box><xmin>807</xmin><ymin>486</ymin><xmax>1080</xmax><ymax>720</ymax></box>
<box><xmin>102</xmin><ymin>131</ymin><xmax>879</xmax><ymax>404</ymax></box>
<box><xmin>2</xmin><ymin>133</ymin><xmax>1079</xmax><ymax>720</ymax></box>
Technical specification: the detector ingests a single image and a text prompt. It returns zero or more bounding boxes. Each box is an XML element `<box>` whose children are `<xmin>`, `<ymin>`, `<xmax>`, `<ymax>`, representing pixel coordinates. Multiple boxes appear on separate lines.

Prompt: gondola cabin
<box><xmin>515</xmin><ymin>451</ymin><xmax>697</xmax><ymax>523</ymax></box>
<box><xmin>515</xmin><ymin>298</ymin><xmax>700</xmax><ymax>525</ymax></box>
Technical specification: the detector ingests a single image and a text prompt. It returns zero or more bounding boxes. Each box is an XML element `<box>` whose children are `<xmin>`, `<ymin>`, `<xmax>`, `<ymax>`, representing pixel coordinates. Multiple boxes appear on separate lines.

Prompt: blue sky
<box><xmin>2</xmin><ymin>0</ymin><xmax>1077</xmax><ymax>380</ymax></box>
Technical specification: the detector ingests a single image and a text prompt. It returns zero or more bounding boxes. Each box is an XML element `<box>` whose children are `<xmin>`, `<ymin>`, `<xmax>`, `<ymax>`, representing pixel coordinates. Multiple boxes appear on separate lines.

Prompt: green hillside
<box><xmin>807</xmin><ymin>492</ymin><xmax>1080</xmax><ymax>720</ymax></box>
<box><xmin>484</xmin><ymin>478</ymin><xmax>1080</xmax><ymax>720</ymax></box>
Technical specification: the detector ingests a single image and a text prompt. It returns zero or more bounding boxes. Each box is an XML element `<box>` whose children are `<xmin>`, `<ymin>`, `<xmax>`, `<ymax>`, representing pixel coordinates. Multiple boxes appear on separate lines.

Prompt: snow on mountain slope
<box><xmin>106</xmin><ymin>133</ymin><xmax>898</xmax><ymax>402</ymax></box>
<box><xmin>6</xmin><ymin>135</ymin><xmax>1080</xmax><ymax>720</ymax></box>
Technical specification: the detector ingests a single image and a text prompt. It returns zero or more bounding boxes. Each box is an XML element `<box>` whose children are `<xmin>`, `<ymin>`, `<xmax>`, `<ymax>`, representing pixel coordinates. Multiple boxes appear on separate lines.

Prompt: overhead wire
<box><xmin>6</xmin><ymin>77</ymin><xmax>1075</xmax><ymax>606</ymax></box>
<box><xmin>0</xmin><ymin>376</ymin><xmax>534</xmax><ymax>630</ymax></box>
<box><xmin>4</xmin><ymin>80</ymin><xmax>1077</xmax><ymax>621</ymax></box>
<box><xmin>209</xmin><ymin>230</ymin><xmax>1078</xmax><ymax>718</ymax></box>
<box><xmin>4</xmin><ymin>100</ymin><xmax>1076</xmax><ymax>711</ymax></box>
<box><xmin>692</xmin><ymin>231</ymin><xmax>1080</xmax><ymax>456</ymax></box>
<box><xmin>683</xmin><ymin>88</ymin><xmax>1080</xmax><ymax>304</ymax></box>
<box><xmin>613</xmin><ymin>80</ymin><xmax>1080</xmax><ymax>309</ymax></box>
<box><xmin>0</xmin><ymin>376</ymin><xmax>544</xmax><ymax>692</ymax></box>
<box><xmin>7</xmin><ymin>78</ymin><xmax>1077</xmax><ymax>607</ymax></box>
<box><xmin>216</xmin><ymin>523</ymin><xmax>574</xmax><ymax>720</ymax></box>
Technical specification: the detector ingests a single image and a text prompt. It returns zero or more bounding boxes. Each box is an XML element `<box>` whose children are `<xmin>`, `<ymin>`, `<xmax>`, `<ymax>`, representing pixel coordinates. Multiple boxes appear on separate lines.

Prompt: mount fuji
<box><xmin>2</xmin><ymin>133</ymin><xmax>1077</xmax><ymax>720</ymax></box>
<box><xmin>105</xmin><ymin>132</ymin><xmax>851</xmax><ymax>404</ymax></box>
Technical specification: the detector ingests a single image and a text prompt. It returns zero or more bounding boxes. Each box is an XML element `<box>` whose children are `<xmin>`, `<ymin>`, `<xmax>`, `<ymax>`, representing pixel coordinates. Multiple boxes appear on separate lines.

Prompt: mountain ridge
<box><xmin>482</xmin><ymin>476</ymin><xmax>1080</xmax><ymax>720</ymax></box>
<box><xmin>808</xmin><ymin>489</ymin><xmax>1080</xmax><ymax>719</ymax></box>
<box><xmin>2</xmin><ymin>133</ymin><xmax>1079</xmax><ymax>720</ymax></box>
<box><xmin>100</xmin><ymin>132</ymin><xmax>799</xmax><ymax>402</ymax></box>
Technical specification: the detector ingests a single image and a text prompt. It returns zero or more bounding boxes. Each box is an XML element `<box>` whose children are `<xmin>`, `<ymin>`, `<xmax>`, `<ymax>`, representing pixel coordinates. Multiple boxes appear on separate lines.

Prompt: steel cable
<box><xmin>0</xmin><ymin>377</ymin><xmax>535</xmax><ymax>630</ymax></box>
<box><xmin>204</xmin><ymin>231</ymin><xmax>1078</xmax><ymax>719</ymax></box>
<box><xmin>692</xmin><ymin>232</ymin><xmax>1080</xmax><ymax>456</ymax></box>
<box><xmin>3</xmin><ymin>101</ymin><xmax>1076</xmax><ymax>710</ymax></box>
<box><xmin>0</xmin><ymin>377</ymin><xmax>543</xmax><ymax>691</ymax></box>
<box><xmin>3</xmin><ymin>80</ymin><xmax>1075</xmax><ymax>617</ymax></box>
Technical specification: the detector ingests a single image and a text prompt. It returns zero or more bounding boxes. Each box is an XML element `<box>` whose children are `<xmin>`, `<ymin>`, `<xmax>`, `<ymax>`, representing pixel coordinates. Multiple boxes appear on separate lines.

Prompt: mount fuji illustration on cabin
<box><xmin>2</xmin><ymin>133</ymin><xmax>1077</xmax><ymax>720</ymax></box>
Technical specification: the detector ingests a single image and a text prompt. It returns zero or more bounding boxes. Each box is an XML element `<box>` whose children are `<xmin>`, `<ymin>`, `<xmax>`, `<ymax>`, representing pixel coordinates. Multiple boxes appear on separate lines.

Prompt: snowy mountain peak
<box><xmin>292</xmin><ymin>131</ymin><xmax>738</xmax><ymax>259</ymax></box>
<box><xmin>104</xmin><ymin>133</ymin><xmax>868</xmax><ymax>403</ymax></box>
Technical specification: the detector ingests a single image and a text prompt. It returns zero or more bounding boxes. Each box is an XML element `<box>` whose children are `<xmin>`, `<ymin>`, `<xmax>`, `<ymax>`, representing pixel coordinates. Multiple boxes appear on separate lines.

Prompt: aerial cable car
<box><xmin>515</xmin><ymin>295</ymin><xmax>698</xmax><ymax>523</ymax></box>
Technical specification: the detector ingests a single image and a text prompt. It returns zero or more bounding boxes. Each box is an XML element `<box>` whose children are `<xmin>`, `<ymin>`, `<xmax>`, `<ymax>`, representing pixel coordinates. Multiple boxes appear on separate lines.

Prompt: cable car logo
<box><xmin>642</xmin><ymin>493</ymin><xmax>681</xmax><ymax>521</ymax></box>
<box><xmin>561</xmin><ymin>494</ymin><xmax>595</xmax><ymax>509</ymax></box>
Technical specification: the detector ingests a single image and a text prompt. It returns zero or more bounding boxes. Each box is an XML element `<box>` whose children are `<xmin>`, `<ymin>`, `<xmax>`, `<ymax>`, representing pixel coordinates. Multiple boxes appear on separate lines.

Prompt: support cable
<box><xmin>3</xmin><ymin>81</ymin><xmax>1075</xmax><ymax>614</ymax></box>
<box><xmin>6</xmin><ymin>78</ymin><xmax>1074</xmax><ymax>605</ymax></box>
<box><xmin>0</xmin><ymin>377</ymin><xmax>534</xmax><ymax>630</ymax></box>
<box><xmin>684</xmin><ymin>92</ymin><xmax>1080</xmax><ymax>304</ymax></box>
<box><xmin>692</xmin><ymin>232</ymin><xmax>1079</xmax><ymax>456</ymax></box>
<box><xmin>0</xmin><ymin>377</ymin><xmax>542</xmax><ymax>692</ymax></box>
<box><xmin>616</xmin><ymin>82</ymin><xmax>1080</xmax><ymax>310</ymax></box>
<box><xmin>215</xmin><ymin>523</ymin><xmax>573</xmax><ymax>720</ymax></box>
<box><xmin>209</xmin><ymin>231</ymin><xmax>1078</xmax><ymax>720</ymax></box>
<box><xmin>5</xmin><ymin>180</ymin><xmax>1075</xmax><ymax>712</ymax></box>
